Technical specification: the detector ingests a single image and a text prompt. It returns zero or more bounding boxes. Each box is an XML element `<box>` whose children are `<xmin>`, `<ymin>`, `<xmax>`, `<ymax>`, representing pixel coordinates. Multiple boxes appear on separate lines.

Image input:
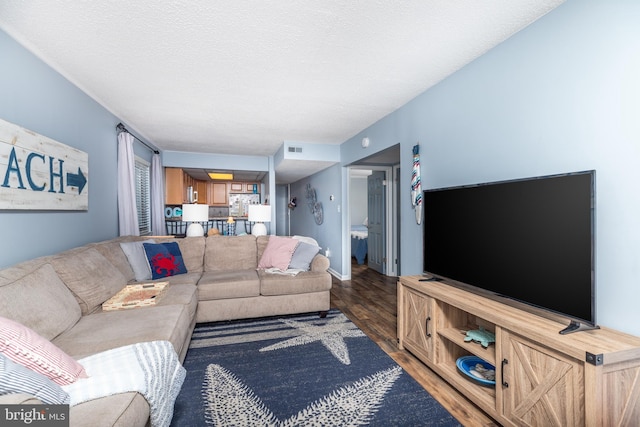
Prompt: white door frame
<box><xmin>343</xmin><ymin>164</ymin><xmax>397</xmax><ymax>280</ymax></box>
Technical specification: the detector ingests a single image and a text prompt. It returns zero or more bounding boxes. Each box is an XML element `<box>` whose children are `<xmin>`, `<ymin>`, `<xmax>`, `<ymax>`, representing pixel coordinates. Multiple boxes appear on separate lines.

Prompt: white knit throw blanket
<box><xmin>62</xmin><ymin>340</ymin><xmax>186</xmax><ymax>427</ymax></box>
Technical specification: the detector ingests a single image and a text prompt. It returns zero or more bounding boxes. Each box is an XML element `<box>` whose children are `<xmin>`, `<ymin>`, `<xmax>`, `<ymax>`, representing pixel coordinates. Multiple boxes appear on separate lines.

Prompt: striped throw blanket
<box><xmin>62</xmin><ymin>340</ymin><xmax>185</xmax><ymax>427</ymax></box>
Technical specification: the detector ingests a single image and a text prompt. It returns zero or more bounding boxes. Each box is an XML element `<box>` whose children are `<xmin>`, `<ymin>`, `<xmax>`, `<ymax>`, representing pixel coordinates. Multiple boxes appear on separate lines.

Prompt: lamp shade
<box><xmin>182</xmin><ymin>204</ymin><xmax>209</xmax><ymax>222</ymax></box>
<box><xmin>182</xmin><ymin>204</ymin><xmax>209</xmax><ymax>237</ymax></box>
<box><xmin>248</xmin><ymin>204</ymin><xmax>271</xmax><ymax>223</ymax></box>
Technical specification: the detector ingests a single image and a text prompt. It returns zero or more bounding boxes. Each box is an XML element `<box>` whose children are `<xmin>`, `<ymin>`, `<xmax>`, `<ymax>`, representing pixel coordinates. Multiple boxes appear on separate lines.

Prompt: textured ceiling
<box><xmin>0</xmin><ymin>1</ymin><xmax>564</xmax><ymax>179</ymax></box>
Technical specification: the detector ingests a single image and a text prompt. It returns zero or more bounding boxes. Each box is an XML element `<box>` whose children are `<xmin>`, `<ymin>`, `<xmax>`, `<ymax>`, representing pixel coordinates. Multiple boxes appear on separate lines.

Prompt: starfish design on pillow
<box><xmin>259</xmin><ymin>313</ymin><xmax>366</xmax><ymax>365</ymax></box>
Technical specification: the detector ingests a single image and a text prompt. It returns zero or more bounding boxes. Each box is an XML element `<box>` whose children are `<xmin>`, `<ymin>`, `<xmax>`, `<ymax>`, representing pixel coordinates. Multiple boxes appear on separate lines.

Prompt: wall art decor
<box><xmin>305</xmin><ymin>183</ymin><xmax>323</xmax><ymax>225</ymax></box>
<box><xmin>0</xmin><ymin>118</ymin><xmax>88</xmax><ymax>210</ymax></box>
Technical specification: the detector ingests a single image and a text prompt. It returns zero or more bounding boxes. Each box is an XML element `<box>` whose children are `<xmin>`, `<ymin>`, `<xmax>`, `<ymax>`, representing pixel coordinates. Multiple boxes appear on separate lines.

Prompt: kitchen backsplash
<box><xmin>209</xmin><ymin>206</ymin><xmax>229</xmax><ymax>218</ymax></box>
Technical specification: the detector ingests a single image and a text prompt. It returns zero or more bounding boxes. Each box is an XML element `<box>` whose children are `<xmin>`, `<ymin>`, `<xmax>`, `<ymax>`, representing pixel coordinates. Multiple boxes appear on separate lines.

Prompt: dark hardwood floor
<box><xmin>330</xmin><ymin>260</ymin><xmax>498</xmax><ymax>427</ymax></box>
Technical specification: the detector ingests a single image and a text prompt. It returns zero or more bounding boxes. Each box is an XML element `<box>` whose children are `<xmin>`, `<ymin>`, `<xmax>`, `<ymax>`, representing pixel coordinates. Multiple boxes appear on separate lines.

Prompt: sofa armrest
<box><xmin>0</xmin><ymin>394</ymin><xmax>43</xmax><ymax>405</ymax></box>
<box><xmin>310</xmin><ymin>254</ymin><xmax>330</xmax><ymax>272</ymax></box>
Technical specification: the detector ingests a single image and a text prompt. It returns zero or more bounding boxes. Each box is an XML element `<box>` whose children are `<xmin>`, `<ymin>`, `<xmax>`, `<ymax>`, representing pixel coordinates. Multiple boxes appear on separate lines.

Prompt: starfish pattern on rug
<box><xmin>203</xmin><ymin>363</ymin><xmax>402</xmax><ymax>426</ymax></box>
<box><xmin>258</xmin><ymin>313</ymin><xmax>366</xmax><ymax>365</ymax></box>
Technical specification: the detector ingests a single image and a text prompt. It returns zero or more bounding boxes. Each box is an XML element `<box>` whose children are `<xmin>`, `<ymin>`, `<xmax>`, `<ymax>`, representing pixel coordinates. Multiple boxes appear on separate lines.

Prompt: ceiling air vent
<box><xmin>288</xmin><ymin>146</ymin><xmax>303</xmax><ymax>153</ymax></box>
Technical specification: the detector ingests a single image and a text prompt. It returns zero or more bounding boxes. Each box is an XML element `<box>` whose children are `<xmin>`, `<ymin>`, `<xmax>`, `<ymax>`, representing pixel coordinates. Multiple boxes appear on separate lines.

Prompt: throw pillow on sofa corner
<box><xmin>120</xmin><ymin>239</ymin><xmax>156</xmax><ymax>281</ymax></box>
<box><xmin>289</xmin><ymin>242</ymin><xmax>321</xmax><ymax>271</ymax></box>
<box><xmin>143</xmin><ymin>242</ymin><xmax>188</xmax><ymax>280</ymax></box>
<box><xmin>0</xmin><ymin>316</ymin><xmax>88</xmax><ymax>386</ymax></box>
<box><xmin>0</xmin><ymin>353</ymin><xmax>70</xmax><ymax>404</ymax></box>
<box><xmin>258</xmin><ymin>236</ymin><xmax>300</xmax><ymax>271</ymax></box>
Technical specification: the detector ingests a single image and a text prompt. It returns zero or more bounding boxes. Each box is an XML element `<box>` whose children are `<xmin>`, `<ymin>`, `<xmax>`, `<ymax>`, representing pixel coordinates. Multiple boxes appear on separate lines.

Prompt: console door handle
<box><xmin>501</xmin><ymin>359</ymin><xmax>509</xmax><ymax>388</ymax></box>
<box><xmin>425</xmin><ymin>316</ymin><xmax>432</xmax><ymax>337</ymax></box>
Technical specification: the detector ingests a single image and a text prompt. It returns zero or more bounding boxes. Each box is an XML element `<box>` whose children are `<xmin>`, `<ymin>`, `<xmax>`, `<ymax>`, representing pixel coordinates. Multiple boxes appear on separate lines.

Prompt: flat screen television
<box><xmin>422</xmin><ymin>170</ymin><xmax>596</xmax><ymax>334</ymax></box>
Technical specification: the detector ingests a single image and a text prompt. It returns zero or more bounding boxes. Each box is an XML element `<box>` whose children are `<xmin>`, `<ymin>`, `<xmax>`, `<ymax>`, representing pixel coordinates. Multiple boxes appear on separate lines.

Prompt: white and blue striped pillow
<box><xmin>0</xmin><ymin>353</ymin><xmax>70</xmax><ymax>404</ymax></box>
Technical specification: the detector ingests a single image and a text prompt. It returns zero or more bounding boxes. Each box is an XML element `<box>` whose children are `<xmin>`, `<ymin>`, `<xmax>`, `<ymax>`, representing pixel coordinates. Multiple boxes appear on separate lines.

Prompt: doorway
<box><xmin>347</xmin><ymin>143</ymin><xmax>400</xmax><ymax>278</ymax></box>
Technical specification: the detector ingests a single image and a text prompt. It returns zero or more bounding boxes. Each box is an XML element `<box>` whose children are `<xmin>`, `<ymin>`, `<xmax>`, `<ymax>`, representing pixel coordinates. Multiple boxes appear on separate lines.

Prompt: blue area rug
<box><xmin>171</xmin><ymin>309</ymin><xmax>461</xmax><ymax>426</ymax></box>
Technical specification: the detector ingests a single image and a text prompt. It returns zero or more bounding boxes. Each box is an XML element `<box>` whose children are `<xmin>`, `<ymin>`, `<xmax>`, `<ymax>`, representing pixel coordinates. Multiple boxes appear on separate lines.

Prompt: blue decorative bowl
<box><xmin>456</xmin><ymin>356</ymin><xmax>496</xmax><ymax>386</ymax></box>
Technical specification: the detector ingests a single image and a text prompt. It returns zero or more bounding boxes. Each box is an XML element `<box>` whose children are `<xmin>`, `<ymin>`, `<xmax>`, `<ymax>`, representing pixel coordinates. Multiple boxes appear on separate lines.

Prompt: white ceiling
<box><xmin>0</xmin><ymin>1</ymin><xmax>564</xmax><ymax>182</ymax></box>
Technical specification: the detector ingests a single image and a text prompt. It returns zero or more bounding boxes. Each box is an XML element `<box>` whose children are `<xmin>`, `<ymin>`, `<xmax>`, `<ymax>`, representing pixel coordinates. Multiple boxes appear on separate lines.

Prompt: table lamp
<box><xmin>182</xmin><ymin>204</ymin><xmax>209</xmax><ymax>237</ymax></box>
<box><xmin>248</xmin><ymin>204</ymin><xmax>271</xmax><ymax>236</ymax></box>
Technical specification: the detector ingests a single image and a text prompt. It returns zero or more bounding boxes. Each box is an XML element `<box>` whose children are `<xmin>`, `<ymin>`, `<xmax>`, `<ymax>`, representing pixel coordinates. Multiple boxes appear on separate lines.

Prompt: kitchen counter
<box><xmin>165</xmin><ymin>217</ymin><xmax>253</xmax><ymax>236</ymax></box>
<box><xmin>166</xmin><ymin>217</ymin><xmax>251</xmax><ymax>221</ymax></box>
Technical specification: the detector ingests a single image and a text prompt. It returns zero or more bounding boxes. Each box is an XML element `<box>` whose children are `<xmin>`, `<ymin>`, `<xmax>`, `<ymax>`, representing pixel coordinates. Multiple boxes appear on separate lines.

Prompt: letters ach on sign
<box><xmin>0</xmin><ymin>118</ymin><xmax>89</xmax><ymax>210</ymax></box>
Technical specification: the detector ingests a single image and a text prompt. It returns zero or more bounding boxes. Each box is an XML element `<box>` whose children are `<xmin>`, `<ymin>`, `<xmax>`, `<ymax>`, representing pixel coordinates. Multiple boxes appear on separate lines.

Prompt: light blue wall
<box><xmin>0</xmin><ymin>29</ymin><xmax>133</xmax><ymax>268</ymax></box>
<box><xmin>289</xmin><ymin>164</ymin><xmax>342</xmax><ymax>274</ymax></box>
<box><xmin>333</xmin><ymin>0</ymin><xmax>640</xmax><ymax>335</ymax></box>
<box><xmin>163</xmin><ymin>150</ymin><xmax>269</xmax><ymax>171</ymax></box>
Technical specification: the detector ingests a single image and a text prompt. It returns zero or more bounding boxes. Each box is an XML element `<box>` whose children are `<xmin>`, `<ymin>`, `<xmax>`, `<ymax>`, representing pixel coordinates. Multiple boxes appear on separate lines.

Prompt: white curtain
<box><xmin>150</xmin><ymin>153</ymin><xmax>166</xmax><ymax>235</ymax></box>
<box><xmin>117</xmin><ymin>131</ymin><xmax>139</xmax><ymax>236</ymax></box>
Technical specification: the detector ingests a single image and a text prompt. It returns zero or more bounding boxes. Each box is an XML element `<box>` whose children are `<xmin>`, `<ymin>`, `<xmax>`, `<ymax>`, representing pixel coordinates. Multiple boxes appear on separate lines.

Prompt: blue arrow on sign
<box><xmin>67</xmin><ymin>167</ymin><xmax>87</xmax><ymax>194</ymax></box>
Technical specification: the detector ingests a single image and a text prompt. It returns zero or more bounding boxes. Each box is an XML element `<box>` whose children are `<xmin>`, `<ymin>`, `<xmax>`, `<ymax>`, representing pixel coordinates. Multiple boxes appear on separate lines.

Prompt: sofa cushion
<box><xmin>0</xmin><ymin>316</ymin><xmax>88</xmax><ymax>385</ymax></box>
<box><xmin>166</xmin><ymin>237</ymin><xmax>205</xmax><ymax>273</ymax></box>
<box><xmin>120</xmin><ymin>239</ymin><xmax>155</xmax><ymax>281</ymax></box>
<box><xmin>51</xmin><ymin>248</ymin><xmax>127</xmax><ymax>315</ymax></box>
<box><xmin>258</xmin><ymin>236</ymin><xmax>299</xmax><ymax>271</ymax></box>
<box><xmin>0</xmin><ymin>263</ymin><xmax>80</xmax><ymax>340</ymax></box>
<box><xmin>69</xmin><ymin>392</ymin><xmax>149</xmax><ymax>427</ymax></box>
<box><xmin>0</xmin><ymin>353</ymin><xmax>70</xmax><ymax>404</ymax></box>
<box><xmin>155</xmin><ymin>271</ymin><xmax>201</xmax><ymax>287</ymax></box>
<box><xmin>198</xmin><ymin>270</ymin><xmax>260</xmax><ymax>300</ymax></box>
<box><xmin>92</xmin><ymin>239</ymin><xmax>137</xmax><ymax>282</ymax></box>
<box><xmin>52</xmin><ymin>305</ymin><xmax>192</xmax><ymax>360</ymax></box>
<box><xmin>289</xmin><ymin>242</ymin><xmax>321</xmax><ymax>271</ymax></box>
<box><xmin>143</xmin><ymin>242</ymin><xmax>188</xmax><ymax>279</ymax></box>
<box><xmin>152</xmin><ymin>283</ymin><xmax>199</xmax><ymax>322</ymax></box>
<box><xmin>258</xmin><ymin>270</ymin><xmax>332</xmax><ymax>296</ymax></box>
<box><xmin>204</xmin><ymin>235</ymin><xmax>257</xmax><ymax>271</ymax></box>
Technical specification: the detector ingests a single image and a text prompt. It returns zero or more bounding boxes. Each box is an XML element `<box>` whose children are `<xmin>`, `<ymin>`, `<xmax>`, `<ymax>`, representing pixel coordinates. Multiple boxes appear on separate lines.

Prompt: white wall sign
<box><xmin>0</xmin><ymin>118</ymin><xmax>88</xmax><ymax>210</ymax></box>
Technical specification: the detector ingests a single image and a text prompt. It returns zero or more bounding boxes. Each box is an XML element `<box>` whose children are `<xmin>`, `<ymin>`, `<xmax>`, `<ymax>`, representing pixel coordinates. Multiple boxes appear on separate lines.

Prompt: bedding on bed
<box><xmin>350</xmin><ymin>225</ymin><xmax>368</xmax><ymax>265</ymax></box>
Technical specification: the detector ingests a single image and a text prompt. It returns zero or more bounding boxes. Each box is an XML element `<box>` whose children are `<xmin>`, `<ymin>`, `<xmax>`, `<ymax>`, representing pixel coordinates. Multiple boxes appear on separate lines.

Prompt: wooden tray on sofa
<box><xmin>102</xmin><ymin>281</ymin><xmax>169</xmax><ymax>311</ymax></box>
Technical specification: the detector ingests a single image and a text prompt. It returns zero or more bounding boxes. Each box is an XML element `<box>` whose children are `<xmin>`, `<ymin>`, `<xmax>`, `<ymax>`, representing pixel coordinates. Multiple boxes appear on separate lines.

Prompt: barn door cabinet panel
<box><xmin>398</xmin><ymin>286</ymin><xmax>435</xmax><ymax>363</ymax></box>
<box><xmin>499</xmin><ymin>330</ymin><xmax>584</xmax><ymax>426</ymax></box>
<box><xmin>397</xmin><ymin>276</ymin><xmax>640</xmax><ymax>426</ymax></box>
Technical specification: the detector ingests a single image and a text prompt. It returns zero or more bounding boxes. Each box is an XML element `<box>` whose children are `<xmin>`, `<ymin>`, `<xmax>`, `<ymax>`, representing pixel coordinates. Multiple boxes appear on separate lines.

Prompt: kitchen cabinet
<box><xmin>165</xmin><ymin>167</ymin><xmax>184</xmax><ymax>205</ymax></box>
<box><xmin>229</xmin><ymin>182</ymin><xmax>243</xmax><ymax>192</ymax></box>
<box><xmin>229</xmin><ymin>182</ymin><xmax>258</xmax><ymax>194</ymax></box>
<box><xmin>208</xmin><ymin>182</ymin><xmax>228</xmax><ymax>206</ymax></box>
<box><xmin>195</xmin><ymin>181</ymin><xmax>208</xmax><ymax>204</ymax></box>
<box><xmin>165</xmin><ymin>167</ymin><xmax>259</xmax><ymax>206</ymax></box>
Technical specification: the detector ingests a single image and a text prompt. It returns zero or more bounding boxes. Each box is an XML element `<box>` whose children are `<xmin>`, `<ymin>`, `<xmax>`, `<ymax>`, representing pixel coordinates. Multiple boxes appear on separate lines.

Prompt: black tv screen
<box><xmin>423</xmin><ymin>171</ymin><xmax>595</xmax><ymax>330</ymax></box>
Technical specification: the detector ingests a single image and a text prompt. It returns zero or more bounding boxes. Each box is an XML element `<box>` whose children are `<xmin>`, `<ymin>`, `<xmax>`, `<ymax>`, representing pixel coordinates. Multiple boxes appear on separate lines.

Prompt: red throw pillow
<box><xmin>143</xmin><ymin>242</ymin><xmax>188</xmax><ymax>279</ymax></box>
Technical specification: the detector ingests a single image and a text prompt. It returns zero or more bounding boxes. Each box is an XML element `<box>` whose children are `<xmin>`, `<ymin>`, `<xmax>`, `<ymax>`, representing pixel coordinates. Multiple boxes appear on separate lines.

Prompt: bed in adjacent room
<box><xmin>350</xmin><ymin>223</ymin><xmax>368</xmax><ymax>265</ymax></box>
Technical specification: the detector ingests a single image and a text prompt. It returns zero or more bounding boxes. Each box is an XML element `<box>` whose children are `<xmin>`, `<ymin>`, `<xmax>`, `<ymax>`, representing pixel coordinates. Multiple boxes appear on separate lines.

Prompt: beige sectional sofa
<box><xmin>0</xmin><ymin>234</ymin><xmax>331</xmax><ymax>427</ymax></box>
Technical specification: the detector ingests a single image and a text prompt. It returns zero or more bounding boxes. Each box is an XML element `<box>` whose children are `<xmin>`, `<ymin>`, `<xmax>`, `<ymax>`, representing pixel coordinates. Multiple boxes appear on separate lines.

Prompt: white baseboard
<box><xmin>328</xmin><ymin>267</ymin><xmax>349</xmax><ymax>281</ymax></box>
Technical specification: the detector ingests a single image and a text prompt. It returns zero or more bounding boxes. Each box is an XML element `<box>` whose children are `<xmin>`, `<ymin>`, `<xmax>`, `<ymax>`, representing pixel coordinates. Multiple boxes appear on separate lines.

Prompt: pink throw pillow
<box><xmin>0</xmin><ymin>316</ymin><xmax>88</xmax><ymax>385</ymax></box>
<box><xmin>258</xmin><ymin>236</ymin><xmax>300</xmax><ymax>271</ymax></box>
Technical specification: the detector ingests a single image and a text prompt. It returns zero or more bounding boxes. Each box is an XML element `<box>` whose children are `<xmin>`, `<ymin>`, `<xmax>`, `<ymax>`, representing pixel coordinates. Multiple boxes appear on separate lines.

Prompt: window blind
<box><xmin>135</xmin><ymin>157</ymin><xmax>151</xmax><ymax>235</ymax></box>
